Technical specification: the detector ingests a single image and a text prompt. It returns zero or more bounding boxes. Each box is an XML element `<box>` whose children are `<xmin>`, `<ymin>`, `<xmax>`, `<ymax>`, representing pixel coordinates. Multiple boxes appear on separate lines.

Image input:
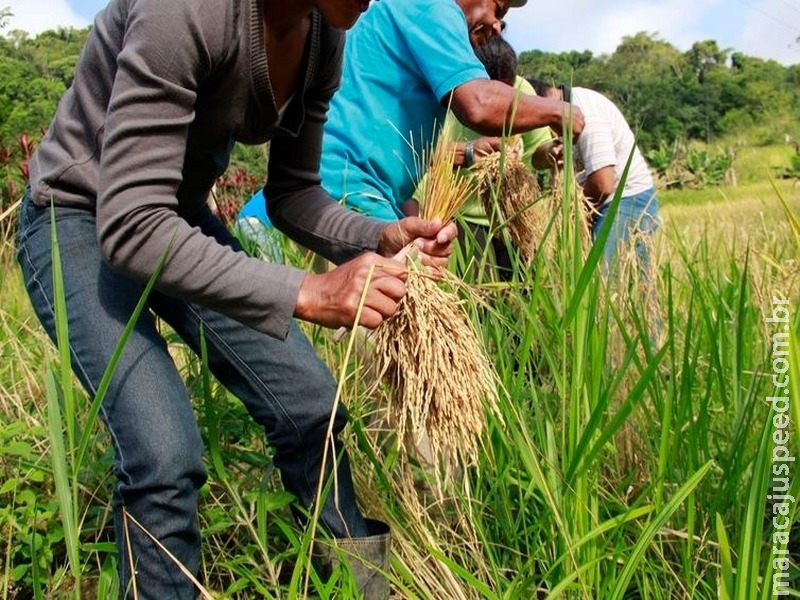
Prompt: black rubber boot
<box><xmin>315</xmin><ymin>519</ymin><xmax>391</xmax><ymax>600</ymax></box>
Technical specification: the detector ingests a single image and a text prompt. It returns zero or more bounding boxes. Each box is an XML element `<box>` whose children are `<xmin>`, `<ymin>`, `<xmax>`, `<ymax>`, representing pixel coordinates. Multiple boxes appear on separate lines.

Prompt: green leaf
<box><xmin>609</xmin><ymin>461</ymin><xmax>713</xmax><ymax>599</ymax></box>
<box><xmin>716</xmin><ymin>513</ymin><xmax>733</xmax><ymax>600</ymax></box>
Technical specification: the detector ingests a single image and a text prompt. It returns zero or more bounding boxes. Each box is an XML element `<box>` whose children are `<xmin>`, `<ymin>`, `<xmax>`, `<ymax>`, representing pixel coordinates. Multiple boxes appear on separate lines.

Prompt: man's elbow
<box><xmin>450</xmin><ymin>81</ymin><xmax>506</xmax><ymax>136</ymax></box>
<box><xmin>450</xmin><ymin>99</ymin><xmax>481</xmax><ymax>131</ymax></box>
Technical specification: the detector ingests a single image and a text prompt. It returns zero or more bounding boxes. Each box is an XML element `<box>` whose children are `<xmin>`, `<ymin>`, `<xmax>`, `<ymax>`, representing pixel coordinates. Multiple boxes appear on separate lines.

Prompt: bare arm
<box><xmin>449</xmin><ymin>79</ymin><xmax>584</xmax><ymax>139</ymax></box>
<box><xmin>582</xmin><ymin>165</ymin><xmax>617</xmax><ymax>207</ymax></box>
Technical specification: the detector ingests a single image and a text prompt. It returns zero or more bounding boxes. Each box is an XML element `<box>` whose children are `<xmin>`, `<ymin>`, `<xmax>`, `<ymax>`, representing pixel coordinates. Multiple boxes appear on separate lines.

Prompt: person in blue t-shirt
<box><xmin>236</xmin><ymin>189</ymin><xmax>285</xmax><ymax>264</ymax></box>
<box><xmin>319</xmin><ymin>0</ymin><xmax>585</xmax><ymax>222</ymax></box>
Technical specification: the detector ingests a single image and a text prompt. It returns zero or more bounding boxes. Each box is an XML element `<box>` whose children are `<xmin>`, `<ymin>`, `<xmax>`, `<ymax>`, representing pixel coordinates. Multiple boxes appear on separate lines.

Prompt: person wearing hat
<box><xmin>315</xmin><ymin>0</ymin><xmax>584</xmax><ymax>223</ymax></box>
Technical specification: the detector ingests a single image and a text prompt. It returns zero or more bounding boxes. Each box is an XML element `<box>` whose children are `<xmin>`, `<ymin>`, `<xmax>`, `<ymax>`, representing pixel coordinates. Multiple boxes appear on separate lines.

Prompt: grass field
<box><xmin>0</xmin><ymin>157</ymin><xmax>798</xmax><ymax>598</ymax></box>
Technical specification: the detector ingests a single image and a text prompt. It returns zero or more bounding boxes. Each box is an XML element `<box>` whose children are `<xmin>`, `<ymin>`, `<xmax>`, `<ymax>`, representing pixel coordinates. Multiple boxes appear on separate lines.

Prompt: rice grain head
<box><xmin>472</xmin><ymin>136</ymin><xmax>543</xmax><ymax>265</ymax></box>
<box><xmin>370</xmin><ymin>120</ymin><xmax>500</xmax><ymax>478</ymax></box>
<box><xmin>371</xmin><ymin>269</ymin><xmax>500</xmax><ymax>476</ymax></box>
<box><xmin>416</xmin><ymin>119</ymin><xmax>478</xmax><ymax>223</ymax></box>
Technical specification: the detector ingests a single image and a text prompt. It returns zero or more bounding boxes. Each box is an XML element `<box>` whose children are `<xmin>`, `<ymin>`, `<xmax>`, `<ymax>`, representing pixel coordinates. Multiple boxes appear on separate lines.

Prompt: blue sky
<box><xmin>65</xmin><ymin>0</ymin><xmax>98</xmax><ymax>20</ymax></box>
<box><xmin>502</xmin><ymin>0</ymin><xmax>800</xmax><ymax>66</ymax></box>
<box><xmin>6</xmin><ymin>0</ymin><xmax>800</xmax><ymax>66</ymax></box>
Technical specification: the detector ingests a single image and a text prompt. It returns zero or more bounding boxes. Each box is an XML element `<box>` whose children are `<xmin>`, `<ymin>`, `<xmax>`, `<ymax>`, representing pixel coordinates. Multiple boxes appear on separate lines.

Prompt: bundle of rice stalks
<box><xmin>370</xmin><ymin>122</ymin><xmax>500</xmax><ymax>477</ymax></box>
<box><xmin>471</xmin><ymin>136</ymin><xmax>543</xmax><ymax>265</ymax></box>
<box><xmin>371</xmin><ymin>268</ymin><xmax>499</xmax><ymax>474</ymax></box>
<box><xmin>536</xmin><ymin>167</ymin><xmax>594</xmax><ymax>266</ymax></box>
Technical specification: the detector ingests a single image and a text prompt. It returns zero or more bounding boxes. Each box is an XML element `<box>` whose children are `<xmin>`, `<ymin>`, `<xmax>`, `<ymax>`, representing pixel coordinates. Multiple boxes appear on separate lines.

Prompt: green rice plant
<box><xmin>330</xmin><ymin>130</ymin><xmax>689</xmax><ymax>597</ymax></box>
<box><xmin>43</xmin><ymin>204</ymin><xmax>172</xmax><ymax>598</ymax></box>
<box><xmin>344</xmin><ymin>128</ymin><xmax>797</xmax><ymax>598</ymax></box>
<box><xmin>714</xmin><ymin>419</ymin><xmax>799</xmax><ymax>600</ymax></box>
<box><xmin>3</xmin><ymin>137</ymin><xmax>798</xmax><ymax>597</ymax></box>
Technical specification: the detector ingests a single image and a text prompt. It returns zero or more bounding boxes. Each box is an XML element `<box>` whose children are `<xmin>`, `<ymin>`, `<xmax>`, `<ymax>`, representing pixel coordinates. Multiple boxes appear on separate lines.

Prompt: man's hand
<box><xmin>534</xmin><ymin>138</ymin><xmax>564</xmax><ymax>171</ymax></box>
<box><xmin>377</xmin><ymin>216</ymin><xmax>458</xmax><ymax>268</ymax></box>
<box><xmin>559</xmin><ymin>103</ymin><xmax>585</xmax><ymax>140</ymax></box>
<box><xmin>295</xmin><ymin>253</ymin><xmax>408</xmax><ymax>329</ymax></box>
<box><xmin>472</xmin><ymin>137</ymin><xmax>504</xmax><ymax>159</ymax></box>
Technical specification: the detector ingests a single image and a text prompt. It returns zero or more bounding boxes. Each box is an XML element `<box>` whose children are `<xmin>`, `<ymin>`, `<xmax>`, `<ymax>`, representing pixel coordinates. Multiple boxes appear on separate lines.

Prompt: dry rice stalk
<box><xmin>416</xmin><ymin>120</ymin><xmax>477</xmax><ymax>223</ymax></box>
<box><xmin>371</xmin><ymin>267</ymin><xmax>499</xmax><ymax>475</ymax></box>
<box><xmin>471</xmin><ymin>136</ymin><xmax>543</xmax><ymax>265</ymax></box>
<box><xmin>601</xmin><ymin>228</ymin><xmax>664</xmax><ymax>496</ymax></box>
<box><xmin>550</xmin><ymin>168</ymin><xmax>594</xmax><ymax>257</ymax></box>
<box><xmin>350</xmin><ymin>420</ymin><xmax>490</xmax><ymax>599</ymax></box>
<box><xmin>370</xmin><ymin>121</ymin><xmax>500</xmax><ymax>477</ymax></box>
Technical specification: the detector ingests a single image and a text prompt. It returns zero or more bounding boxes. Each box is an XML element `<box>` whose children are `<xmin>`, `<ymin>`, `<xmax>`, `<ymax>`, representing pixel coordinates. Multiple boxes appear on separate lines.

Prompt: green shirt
<box><xmin>456</xmin><ymin>77</ymin><xmax>552</xmax><ymax>226</ymax></box>
<box><xmin>413</xmin><ymin>77</ymin><xmax>552</xmax><ymax>226</ymax></box>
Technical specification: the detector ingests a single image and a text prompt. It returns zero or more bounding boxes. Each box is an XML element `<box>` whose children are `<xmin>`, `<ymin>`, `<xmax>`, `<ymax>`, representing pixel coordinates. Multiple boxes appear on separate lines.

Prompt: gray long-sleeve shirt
<box><xmin>29</xmin><ymin>0</ymin><xmax>385</xmax><ymax>339</ymax></box>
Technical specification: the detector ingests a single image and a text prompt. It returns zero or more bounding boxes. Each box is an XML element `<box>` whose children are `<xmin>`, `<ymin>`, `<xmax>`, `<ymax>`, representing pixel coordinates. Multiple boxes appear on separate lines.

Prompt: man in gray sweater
<box><xmin>17</xmin><ymin>0</ymin><xmax>456</xmax><ymax>597</ymax></box>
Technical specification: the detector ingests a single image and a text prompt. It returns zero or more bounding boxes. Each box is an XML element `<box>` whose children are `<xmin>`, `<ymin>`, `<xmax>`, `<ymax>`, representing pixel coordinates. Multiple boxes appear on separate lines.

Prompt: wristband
<box><xmin>464</xmin><ymin>141</ymin><xmax>475</xmax><ymax>167</ymax></box>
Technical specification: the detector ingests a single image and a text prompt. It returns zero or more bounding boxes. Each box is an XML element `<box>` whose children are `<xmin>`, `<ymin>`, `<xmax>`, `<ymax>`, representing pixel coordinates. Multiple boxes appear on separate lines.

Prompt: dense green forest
<box><xmin>2</xmin><ymin>25</ymin><xmax>800</xmax><ymax>149</ymax></box>
<box><xmin>517</xmin><ymin>33</ymin><xmax>800</xmax><ymax>150</ymax></box>
<box><xmin>1</xmin><ymin>25</ymin><xmax>799</xmax><ymax>149</ymax></box>
<box><xmin>0</xmin><ymin>24</ymin><xmax>799</xmax><ymax>212</ymax></box>
<box><xmin>0</xmin><ymin>27</ymin><xmax>86</xmax><ymax>146</ymax></box>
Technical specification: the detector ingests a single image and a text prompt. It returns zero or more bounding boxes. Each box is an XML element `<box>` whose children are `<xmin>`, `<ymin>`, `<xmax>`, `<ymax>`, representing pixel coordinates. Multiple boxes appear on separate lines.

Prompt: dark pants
<box><xmin>457</xmin><ymin>220</ymin><xmax>515</xmax><ymax>282</ymax></box>
<box><xmin>17</xmin><ymin>192</ymin><xmax>370</xmax><ymax>598</ymax></box>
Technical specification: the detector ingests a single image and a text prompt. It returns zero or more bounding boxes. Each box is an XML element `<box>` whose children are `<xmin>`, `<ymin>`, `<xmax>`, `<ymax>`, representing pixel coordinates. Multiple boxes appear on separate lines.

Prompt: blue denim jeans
<box><xmin>16</xmin><ymin>192</ymin><xmax>370</xmax><ymax>598</ymax></box>
<box><xmin>592</xmin><ymin>187</ymin><xmax>660</xmax><ymax>272</ymax></box>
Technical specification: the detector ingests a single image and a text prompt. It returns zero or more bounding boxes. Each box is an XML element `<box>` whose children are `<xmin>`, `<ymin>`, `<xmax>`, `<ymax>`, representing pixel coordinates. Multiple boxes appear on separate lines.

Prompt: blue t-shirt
<box><xmin>238</xmin><ymin>190</ymin><xmax>270</xmax><ymax>222</ymax></box>
<box><xmin>320</xmin><ymin>0</ymin><xmax>488</xmax><ymax>222</ymax></box>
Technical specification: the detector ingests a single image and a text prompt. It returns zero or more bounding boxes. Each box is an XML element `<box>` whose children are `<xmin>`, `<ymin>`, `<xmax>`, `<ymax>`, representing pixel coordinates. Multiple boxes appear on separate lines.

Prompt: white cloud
<box><xmin>4</xmin><ymin>0</ymin><xmax>798</xmax><ymax>65</ymax></box>
<box><xmin>503</xmin><ymin>0</ymin><xmax>799</xmax><ymax>65</ymax></box>
<box><xmin>735</xmin><ymin>0</ymin><xmax>800</xmax><ymax>65</ymax></box>
<box><xmin>1</xmin><ymin>0</ymin><xmax>91</xmax><ymax>36</ymax></box>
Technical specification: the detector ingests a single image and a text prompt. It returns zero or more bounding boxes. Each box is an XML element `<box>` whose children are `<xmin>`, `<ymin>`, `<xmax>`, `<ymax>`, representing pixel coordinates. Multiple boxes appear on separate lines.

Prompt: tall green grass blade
<box><xmin>542</xmin><ymin>506</ymin><xmax>654</xmax><ymax>580</ymax></box>
<box><xmin>45</xmin><ymin>367</ymin><xmax>80</xmax><ymax>598</ymax></box>
<box><xmin>197</xmin><ymin>327</ymin><xmax>227</xmax><ymax>482</ymax></box>
<box><xmin>49</xmin><ymin>202</ymin><xmax>75</xmax><ymax>454</ymax></box>
<box><xmin>656</xmin><ymin>272</ymin><xmax>684</xmax><ymax>505</ymax></box>
<box><xmin>47</xmin><ymin>202</ymin><xmax>81</xmax><ymax>599</ymax></box>
<box><xmin>563</xmin><ymin>144</ymin><xmax>635</xmax><ymax>325</ymax></box>
<box><xmin>716</xmin><ymin>513</ymin><xmax>734</xmax><ymax>600</ymax></box>
<box><xmin>546</xmin><ymin>554</ymin><xmax>614</xmax><ymax>598</ymax></box>
<box><xmin>566</xmin><ymin>344</ymin><xmax>667</xmax><ymax>482</ymax></box>
<box><xmin>609</xmin><ymin>460</ymin><xmax>713</xmax><ymax>599</ymax></box>
<box><xmin>75</xmin><ymin>240</ymin><xmax>172</xmax><ymax>470</ymax></box>
<box><xmin>31</xmin><ymin>497</ymin><xmax>43</xmax><ymax>600</ymax></box>
<box><xmin>757</xmin><ymin>474</ymin><xmax>800</xmax><ymax>600</ymax></box>
<box><xmin>735</xmin><ymin>407</ymin><xmax>774</xmax><ymax>600</ymax></box>
<box><xmin>97</xmin><ymin>554</ymin><xmax>119</xmax><ymax>600</ymax></box>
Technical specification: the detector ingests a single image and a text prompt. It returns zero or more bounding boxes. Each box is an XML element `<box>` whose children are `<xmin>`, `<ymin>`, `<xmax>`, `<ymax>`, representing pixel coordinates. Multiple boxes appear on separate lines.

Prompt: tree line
<box><xmin>517</xmin><ymin>31</ymin><xmax>800</xmax><ymax>151</ymax></box>
<box><xmin>1</xmin><ymin>26</ymin><xmax>799</xmax><ymax>158</ymax></box>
